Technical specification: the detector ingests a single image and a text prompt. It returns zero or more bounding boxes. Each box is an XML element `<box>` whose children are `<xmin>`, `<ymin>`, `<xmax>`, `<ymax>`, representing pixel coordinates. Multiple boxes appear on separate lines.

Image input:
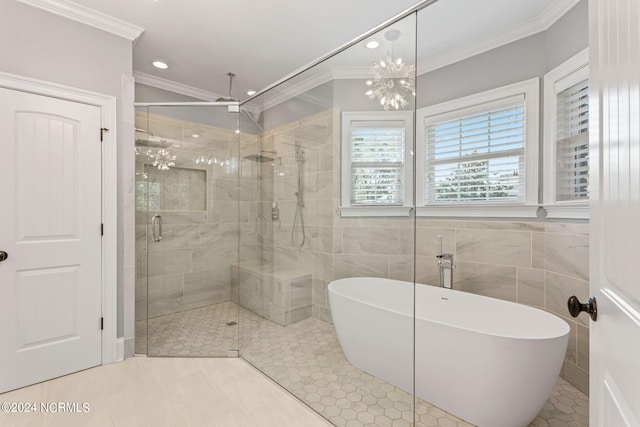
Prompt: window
<box><xmin>543</xmin><ymin>49</ymin><xmax>589</xmax><ymax>219</ymax></box>
<box><xmin>341</xmin><ymin>111</ymin><xmax>413</xmax><ymax>216</ymax></box>
<box><xmin>416</xmin><ymin>78</ymin><xmax>540</xmax><ymax>217</ymax></box>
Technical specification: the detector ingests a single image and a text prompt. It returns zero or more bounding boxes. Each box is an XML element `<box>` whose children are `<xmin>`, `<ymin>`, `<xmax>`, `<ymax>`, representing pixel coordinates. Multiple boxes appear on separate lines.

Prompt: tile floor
<box><xmin>138</xmin><ymin>302</ymin><xmax>589</xmax><ymax>427</ymax></box>
<box><xmin>0</xmin><ymin>357</ymin><xmax>329</xmax><ymax>427</ymax></box>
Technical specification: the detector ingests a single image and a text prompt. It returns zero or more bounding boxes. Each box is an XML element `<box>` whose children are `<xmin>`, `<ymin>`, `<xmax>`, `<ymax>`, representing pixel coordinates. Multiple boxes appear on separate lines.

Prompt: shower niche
<box><xmin>136</xmin><ymin>167</ymin><xmax>207</xmax><ymax>213</ymax></box>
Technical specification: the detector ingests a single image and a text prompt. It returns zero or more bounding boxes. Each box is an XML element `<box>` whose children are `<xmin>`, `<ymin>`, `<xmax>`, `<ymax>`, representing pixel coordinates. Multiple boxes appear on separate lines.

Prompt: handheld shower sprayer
<box><xmin>291</xmin><ymin>148</ymin><xmax>306</xmax><ymax>248</ymax></box>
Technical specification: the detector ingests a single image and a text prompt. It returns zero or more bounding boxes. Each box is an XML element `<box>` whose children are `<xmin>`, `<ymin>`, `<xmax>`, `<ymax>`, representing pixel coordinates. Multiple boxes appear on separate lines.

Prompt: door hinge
<box><xmin>101</xmin><ymin>317</ymin><xmax>104</xmax><ymax>330</ymax></box>
<box><xmin>101</xmin><ymin>223</ymin><xmax>104</xmax><ymax>236</ymax></box>
<box><xmin>100</xmin><ymin>127</ymin><xmax>109</xmax><ymax>142</ymax></box>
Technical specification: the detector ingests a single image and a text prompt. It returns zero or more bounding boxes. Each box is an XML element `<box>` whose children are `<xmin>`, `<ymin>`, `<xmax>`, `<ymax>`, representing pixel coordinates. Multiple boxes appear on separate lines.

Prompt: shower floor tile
<box><xmin>139</xmin><ymin>302</ymin><xmax>588</xmax><ymax>426</ymax></box>
<box><xmin>141</xmin><ymin>301</ymin><xmax>240</xmax><ymax>356</ymax></box>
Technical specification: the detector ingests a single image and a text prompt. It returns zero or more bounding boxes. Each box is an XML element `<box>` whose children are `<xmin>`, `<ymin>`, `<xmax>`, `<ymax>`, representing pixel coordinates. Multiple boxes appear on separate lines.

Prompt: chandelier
<box><xmin>194</xmin><ymin>154</ymin><xmax>220</xmax><ymax>166</ymax></box>
<box><xmin>365</xmin><ymin>29</ymin><xmax>415</xmax><ymax>111</ymax></box>
<box><xmin>152</xmin><ymin>147</ymin><xmax>176</xmax><ymax>171</ymax></box>
<box><xmin>135</xmin><ymin>132</ymin><xmax>177</xmax><ymax>171</ymax></box>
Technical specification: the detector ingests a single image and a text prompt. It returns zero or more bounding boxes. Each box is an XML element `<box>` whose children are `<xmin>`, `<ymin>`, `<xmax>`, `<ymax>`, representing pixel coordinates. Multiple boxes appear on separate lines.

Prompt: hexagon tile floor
<box><xmin>139</xmin><ymin>302</ymin><xmax>589</xmax><ymax>427</ymax></box>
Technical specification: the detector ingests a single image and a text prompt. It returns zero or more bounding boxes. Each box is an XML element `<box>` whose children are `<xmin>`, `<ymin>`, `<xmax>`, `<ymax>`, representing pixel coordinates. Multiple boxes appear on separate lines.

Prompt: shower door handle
<box><xmin>151</xmin><ymin>215</ymin><xmax>163</xmax><ymax>242</ymax></box>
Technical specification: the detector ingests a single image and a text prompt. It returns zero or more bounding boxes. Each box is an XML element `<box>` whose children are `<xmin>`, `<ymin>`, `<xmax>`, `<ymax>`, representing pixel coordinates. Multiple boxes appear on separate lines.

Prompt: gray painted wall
<box><xmin>545</xmin><ymin>0</ymin><xmax>589</xmax><ymax>71</ymax></box>
<box><xmin>0</xmin><ymin>0</ymin><xmax>134</xmax><ymax>349</ymax></box>
<box><xmin>417</xmin><ymin>0</ymin><xmax>587</xmax><ymax>107</ymax></box>
<box><xmin>416</xmin><ymin>33</ymin><xmax>547</xmax><ymax>108</ymax></box>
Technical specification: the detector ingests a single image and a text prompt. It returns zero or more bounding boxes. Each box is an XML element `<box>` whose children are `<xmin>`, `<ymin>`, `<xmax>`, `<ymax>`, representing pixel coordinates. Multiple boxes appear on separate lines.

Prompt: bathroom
<box><xmin>6</xmin><ymin>0</ymin><xmax>639</xmax><ymax>423</ymax></box>
<box><xmin>133</xmin><ymin>0</ymin><xmax>592</xmax><ymax>425</ymax></box>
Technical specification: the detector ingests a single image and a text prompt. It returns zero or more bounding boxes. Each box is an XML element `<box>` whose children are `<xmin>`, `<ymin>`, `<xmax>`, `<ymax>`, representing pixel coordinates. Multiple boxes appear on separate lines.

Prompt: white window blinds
<box><xmin>555</xmin><ymin>78</ymin><xmax>589</xmax><ymax>201</ymax></box>
<box><xmin>424</xmin><ymin>98</ymin><xmax>526</xmax><ymax>204</ymax></box>
<box><xmin>350</xmin><ymin>121</ymin><xmax>405</xmax><ymax>205</ymax></box>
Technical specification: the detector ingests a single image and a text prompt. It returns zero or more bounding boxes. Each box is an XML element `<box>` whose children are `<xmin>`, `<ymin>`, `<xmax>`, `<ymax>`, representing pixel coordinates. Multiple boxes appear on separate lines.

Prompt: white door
<box><xmin>0</xmin><ymin>87</ymin><xmax>103</xmax><ymax>393</ymax></box>
<box><xmin>589</xmin><ymin>0</ymin><xmax>640</xmax><ymax>425</ymax></box>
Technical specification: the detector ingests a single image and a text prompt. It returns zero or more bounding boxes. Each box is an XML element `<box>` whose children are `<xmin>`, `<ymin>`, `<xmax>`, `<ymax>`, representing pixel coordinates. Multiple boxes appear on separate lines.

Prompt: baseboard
<box><xmin>123</xmin><ymin>337</ymin><xmax>135</xmax><ymax>359</ymax></box>
<box><xmin>116</xmin><ymin>338</ymin><xmax>125</xmax><ymax>362</ymax></box>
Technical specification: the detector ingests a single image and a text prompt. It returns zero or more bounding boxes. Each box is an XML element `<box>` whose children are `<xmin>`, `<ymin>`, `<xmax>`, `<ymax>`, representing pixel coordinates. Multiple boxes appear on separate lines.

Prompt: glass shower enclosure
<box><xmin>135</xmin><ymin>103</ymin><xmax>245</xmax><ymax>357</ymax></box>
<box><xmin>134</xmin><ymin>8</ymin><xmax>420</xmax><ymax>424</ymax></box>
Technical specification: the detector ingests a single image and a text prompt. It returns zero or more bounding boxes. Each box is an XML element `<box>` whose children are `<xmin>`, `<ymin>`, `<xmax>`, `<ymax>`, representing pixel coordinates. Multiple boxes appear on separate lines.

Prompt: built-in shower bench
<box><xmin>230</xmin><ymin>261</ymin><xmax>312</xmax><ymax>326</ymax></box>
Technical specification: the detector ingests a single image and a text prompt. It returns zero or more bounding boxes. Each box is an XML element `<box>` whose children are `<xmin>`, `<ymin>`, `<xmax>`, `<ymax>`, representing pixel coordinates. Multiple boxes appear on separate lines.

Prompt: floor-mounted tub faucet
<box><xmin>436</xmin><ymin>235</ymin><xmax>455</xmax><ymax>289</ymax></box>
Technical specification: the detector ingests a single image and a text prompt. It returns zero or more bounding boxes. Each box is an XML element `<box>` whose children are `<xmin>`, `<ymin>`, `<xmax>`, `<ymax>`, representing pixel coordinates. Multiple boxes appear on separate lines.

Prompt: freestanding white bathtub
<box><xmin>328</xmin><ymin>277</ymin><xmax>570</xmax><ymax>427</ymax></box>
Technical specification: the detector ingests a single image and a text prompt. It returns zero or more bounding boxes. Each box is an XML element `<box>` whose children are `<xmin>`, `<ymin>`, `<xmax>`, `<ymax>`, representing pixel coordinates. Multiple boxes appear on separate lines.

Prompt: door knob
<box><xmin>0</xmin><ymin>251</ymin><xmax>7</xmax><ymax>262</ymax></box>
<box><xmin>567</xmin><ymin>295</ymin><xmax>597</xmax><ymax>321</ymax></box>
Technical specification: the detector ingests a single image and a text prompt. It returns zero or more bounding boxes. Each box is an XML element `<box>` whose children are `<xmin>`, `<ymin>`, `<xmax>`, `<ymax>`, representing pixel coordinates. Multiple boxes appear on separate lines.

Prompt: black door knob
<box><xmin>0</xmin><ymin>251</ymin><xmax>7</xmax><ymax>262</ymax></box>
<box><xmin>567</xmin><ymin>295</ymin><xmax>597</xmax><ymax>321</ymax></box>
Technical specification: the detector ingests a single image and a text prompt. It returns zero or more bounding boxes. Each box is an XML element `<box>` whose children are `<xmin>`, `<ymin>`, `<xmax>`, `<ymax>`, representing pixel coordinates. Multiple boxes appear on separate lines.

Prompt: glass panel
<box><xmin>239</xmin><ymin>12</ymin><xmax>417</xmax><ymax>426</ymax></box>
<box><xmin>134</xmin><ymin>105</ymin><xmax>149</xmax><ymax>355</ymax></box>
<box><xmin>414</xmin><ymin>1</ymin><xmax>589</xmax><ymax>425</ymax></box>
<box><xmin>134</xmin><ymin>105</ymin><xmax>240</xmax><ymax>357</ymax></box>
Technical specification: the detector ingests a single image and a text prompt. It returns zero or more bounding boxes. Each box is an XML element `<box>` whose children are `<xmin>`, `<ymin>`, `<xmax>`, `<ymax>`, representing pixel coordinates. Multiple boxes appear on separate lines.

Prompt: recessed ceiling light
<box><xmin>152</xmin><ymin>61</ymin><xmax>169</xmax><ymax>69</ymax></box>
<box><xmin>191</xmin><ymin>133</ymin><xmax>200</xmax><ymax>138</ymax></box>
<box><xmin>247</xmin><ymin>90</ymin><xmax>256</xmax><ymax>96</ymax></box>
<box><xmin>365</xmin><ymin>40</ymin><xmax>380</xmax><ymax>49</ymax></box>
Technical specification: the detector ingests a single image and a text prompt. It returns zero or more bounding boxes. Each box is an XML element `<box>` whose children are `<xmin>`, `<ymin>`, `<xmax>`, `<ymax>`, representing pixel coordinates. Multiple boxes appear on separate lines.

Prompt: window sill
<box><xmin>543</xmin><ymin>204</ymin><xmax>589</xmax><ymax>220</ymax></box>
<box><xmin>339</xmin><ymin>205</ymin><xmax>588</xmax><ymax>220</ymax></box>
<box><xmin>340</xmin><ymin>206</ymin><xmax>413</xmax><ymax>217</ymax></box>
<box><xmin>416</xmin><ymin>205</ymin><xmax>540</xmax><ymax>219</ymax></box>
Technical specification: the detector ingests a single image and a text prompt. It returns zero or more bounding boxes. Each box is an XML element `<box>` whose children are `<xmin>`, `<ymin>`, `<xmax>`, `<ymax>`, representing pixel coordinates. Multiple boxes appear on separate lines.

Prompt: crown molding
<box><xmin>331</xmin><ymin>66</ymin><xmax>371</xmax><ymax>80</ymax></box>
<box><xmin>417</xmin><ymin>0</ymin><xmax>582</xmax><ymax>74</ymax></box>
<box><xmin>134</xmin><ymin>66</ymin><xmax>368</xmax><ymax>114</ymax></box>
<box><xmin>259</xmin><ymin>68</ymin><xmax>333</xmax><ymax>110</ymax></box>
<box><xmin>256</xmin><ymin>66</ymin><xmax>374</xmax><ymax>111</ymax></box>
<box><xmin>16</xmin><ymin>0</ymin><xmax>144</xmax><ymax>41</ymax></box>
<box><xmin>540</xmin><ymin>0</ymin><xmax>583</xmax><ymax>29</ymax></box>
<box><xmin>133</xmin><ymin>71</ymin><xmax>223</xmax><ymax>101</ymax></box>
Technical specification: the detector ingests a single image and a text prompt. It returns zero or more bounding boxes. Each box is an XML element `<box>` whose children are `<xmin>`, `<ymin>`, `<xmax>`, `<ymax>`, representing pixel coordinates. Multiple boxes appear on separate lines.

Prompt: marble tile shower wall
<box><xmin>256</xmin><ymin>110</ymin><xmax>337</xmax><ymax>324</ymax></box>
<box><xmin>135</xmin><ymin>116</ymin><xmax>253</xmax><ymax>322</ymax></box>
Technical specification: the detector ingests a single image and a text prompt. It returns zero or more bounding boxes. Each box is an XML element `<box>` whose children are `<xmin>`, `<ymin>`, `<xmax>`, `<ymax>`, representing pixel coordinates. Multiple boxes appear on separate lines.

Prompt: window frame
<box><xmin>543</xmin><ymin>48</ymin><xmax>589</xmax><ymax>219</ymax></box>
<box><xmin>340</xmin><ymin>111</ymin><xmax>414</xmax><ymax>217</ymax></box>
<box><xmin>415</xmin><ymin>78</ymin><xmax>540</xmax><ymax>218</ymax></box>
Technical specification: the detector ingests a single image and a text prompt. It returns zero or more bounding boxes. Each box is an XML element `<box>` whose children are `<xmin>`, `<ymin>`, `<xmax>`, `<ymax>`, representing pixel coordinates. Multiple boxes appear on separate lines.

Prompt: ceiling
<box><xmin>30</xmin><ymin>0</ymin><xmax>580</xmax><ymax>101</ymax></box>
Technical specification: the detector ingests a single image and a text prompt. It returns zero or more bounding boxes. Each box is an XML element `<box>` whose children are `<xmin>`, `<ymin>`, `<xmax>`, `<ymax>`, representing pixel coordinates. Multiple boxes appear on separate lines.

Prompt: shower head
<box><xmin>243</xmin><ymin>154</ymin><xmax>275</xmax><ymax>163</ymax></box>
<box><xmin>216</xmin><ymin>72</ymin><xmax>239</xmax><ymax>102</ymax></box>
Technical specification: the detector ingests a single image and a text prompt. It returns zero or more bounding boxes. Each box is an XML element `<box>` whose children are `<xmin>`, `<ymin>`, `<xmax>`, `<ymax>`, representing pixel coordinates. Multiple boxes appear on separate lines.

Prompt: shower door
<box><xmin>135</xmin><ymin>104</ymin><xmax>241</xmax><ymax>357</ymax></box>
